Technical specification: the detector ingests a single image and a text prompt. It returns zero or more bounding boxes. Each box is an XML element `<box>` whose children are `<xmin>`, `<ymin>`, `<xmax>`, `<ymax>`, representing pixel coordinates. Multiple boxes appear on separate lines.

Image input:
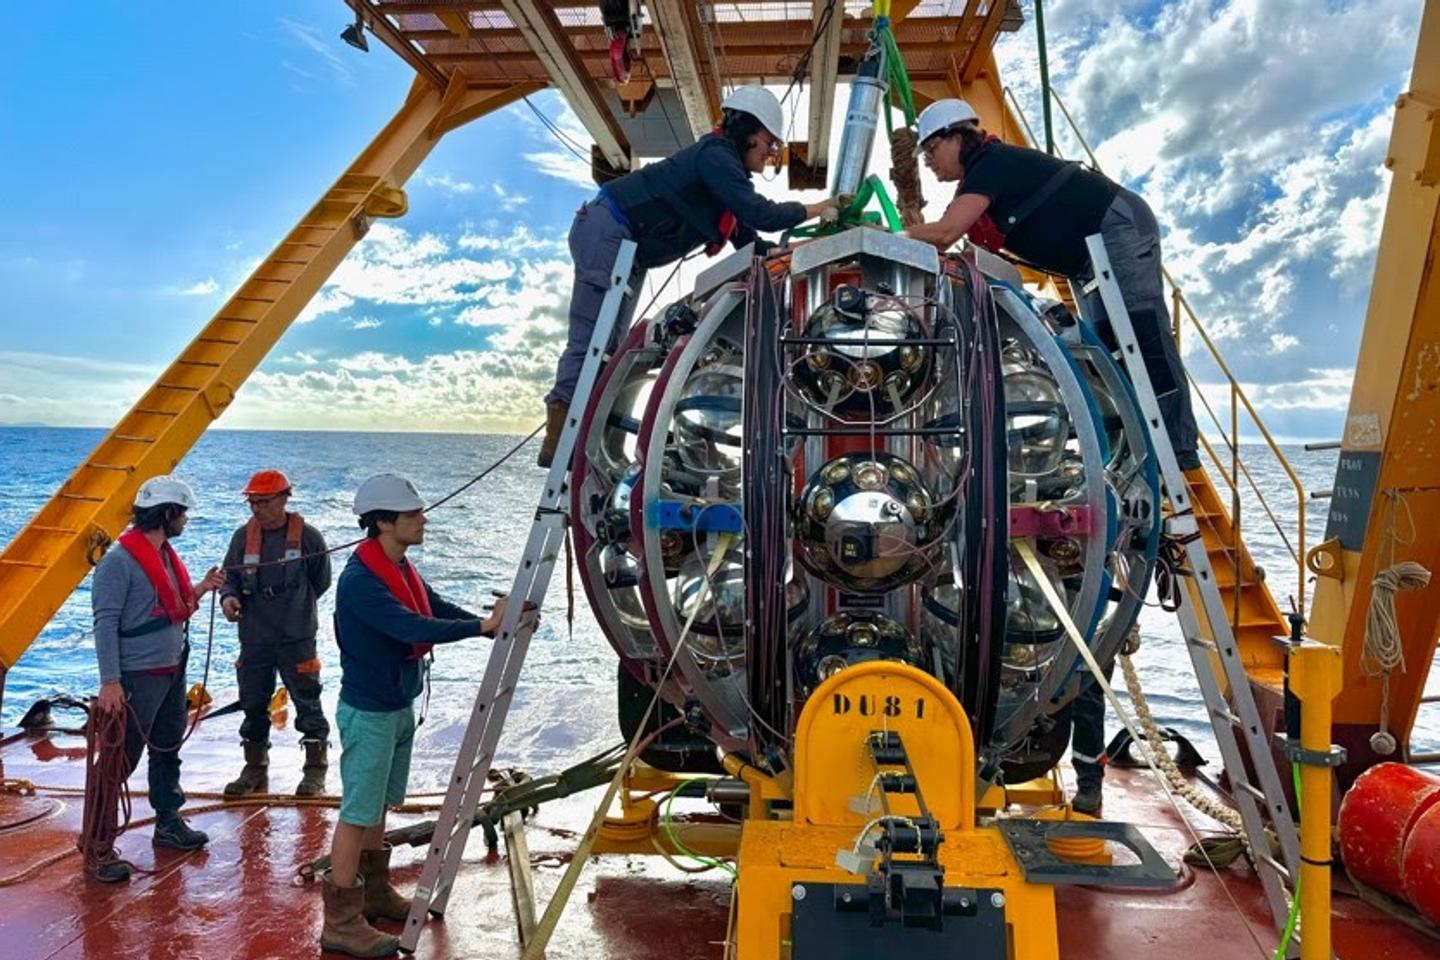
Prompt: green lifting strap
<box><xmin>787</xmin><ymin>174</ymin><xmax>903</xmax><ymax>241</ymax></box>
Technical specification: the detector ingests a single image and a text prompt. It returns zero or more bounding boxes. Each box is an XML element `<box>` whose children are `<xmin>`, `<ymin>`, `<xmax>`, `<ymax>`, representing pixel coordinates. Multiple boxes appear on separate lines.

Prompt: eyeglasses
<box><xmin>918</xmin><ymin>137</ymin><xmax>943</xmax><ymax>159</ymax></box>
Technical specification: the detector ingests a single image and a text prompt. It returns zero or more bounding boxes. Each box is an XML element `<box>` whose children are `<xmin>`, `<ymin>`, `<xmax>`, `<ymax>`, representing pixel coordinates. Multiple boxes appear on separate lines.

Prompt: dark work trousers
<box><xmin>1076</xmin><ymin>187</ymin><xmax>1200</xmax><ymax>469</ymax></box>
<box><xmin>236</xmin><ymin>636</ymin><xmax>329</xmax><ymax>744</ymax></box>
<box><xmin>120</xmin><ymin>649</ymin><xmax>190</xmax><ymax>818</ymax></box>
<box><xmin>1067</xmin><ymin>658</ymin><xmax>1115</xmax><ymax>791</ymax></box>
<box><xmin>545</xmin><ymin>198</ymin><xmax>644</xmax><ymax>406</ymax></box>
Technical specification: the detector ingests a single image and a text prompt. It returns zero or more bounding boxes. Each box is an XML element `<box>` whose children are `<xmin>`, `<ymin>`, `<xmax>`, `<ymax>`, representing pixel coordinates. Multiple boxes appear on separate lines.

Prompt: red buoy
<box><xmin>1337</xmin><ymin>762</ymin><xmax>1440</xmax><ymax>901</ymax></box>
<box><xmin>1402</xmin><ymin>801</ymin><xmax>1440</xmax><ymax>923</ymax></box>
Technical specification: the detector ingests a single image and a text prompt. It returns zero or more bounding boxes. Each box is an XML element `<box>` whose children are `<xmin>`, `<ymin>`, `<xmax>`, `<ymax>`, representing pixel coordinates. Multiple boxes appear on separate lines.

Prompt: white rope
<box><xmin>1016</xmin><ymin>540</ymin><xmax>1273</xmax><ymax>959</ymax></box>
<box><xmin>1363</xmin><ymin>560</ymin><xmax>1431</xmax><ymax>740</ymax></box>
<box><xmin>1118</xmin><ymin>652</ymin><xmax>1244</xmax><ymax>834</ymax></box>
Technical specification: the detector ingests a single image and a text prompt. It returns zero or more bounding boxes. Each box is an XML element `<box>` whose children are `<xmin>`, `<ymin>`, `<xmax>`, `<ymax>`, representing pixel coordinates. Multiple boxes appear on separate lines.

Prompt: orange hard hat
<box><xmin>242</xmin><ymin>469</ymin><xmax>292</xmax><ymax>497</ymax></box>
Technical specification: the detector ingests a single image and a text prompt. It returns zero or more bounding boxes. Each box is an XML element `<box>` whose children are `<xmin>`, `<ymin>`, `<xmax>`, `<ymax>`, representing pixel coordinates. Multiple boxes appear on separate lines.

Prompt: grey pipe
<box><xmin>830</xmin><ymin>44</ymin><xmax>888</xmax><ymax>199</ymax></box>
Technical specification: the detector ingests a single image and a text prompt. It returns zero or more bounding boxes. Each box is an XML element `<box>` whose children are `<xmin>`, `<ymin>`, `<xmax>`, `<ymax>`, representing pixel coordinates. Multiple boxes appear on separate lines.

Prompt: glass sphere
<box><xmin>672</xmin><ymin>345</ymin><xmax>744</xmax><ymax>485</ymax></box>
<box><xmin>1003</xmin><ymin>351</ymin><xmax>1070</xmax><ymax>479</ymax></box>
<box><xmin>794</xmin><ymin>612</ymin><xmax>926</xmax><ymax>695</ymax></box>
<box><xmin>791</xmin><ymin>294</ymin><xmax>930</xmax><ymax>417</ymax></box>
<box><xmin>794</xmin><ymin>452</ymin><xmax>943</xmax><ymax>593</ymax></box>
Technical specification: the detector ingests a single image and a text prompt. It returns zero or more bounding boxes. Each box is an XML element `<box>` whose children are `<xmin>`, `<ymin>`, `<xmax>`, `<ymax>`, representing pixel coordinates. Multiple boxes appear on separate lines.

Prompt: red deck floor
<box><xmin>0</xmin><ymin>683</ymin><xmax>1434</xmax><ymax>960</ymax></box>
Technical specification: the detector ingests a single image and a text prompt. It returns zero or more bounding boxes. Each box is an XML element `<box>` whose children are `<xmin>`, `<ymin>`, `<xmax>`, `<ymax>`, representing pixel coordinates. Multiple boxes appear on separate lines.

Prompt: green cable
<box><xmin>1273</xmin><ymin>762</ymin><xmax>1302</xmax><ymax>959</ymax></box>
<box><xmin>662</xmin><ymin>777</ymin><xmax>738</xmax><ymax>878</ymax></box>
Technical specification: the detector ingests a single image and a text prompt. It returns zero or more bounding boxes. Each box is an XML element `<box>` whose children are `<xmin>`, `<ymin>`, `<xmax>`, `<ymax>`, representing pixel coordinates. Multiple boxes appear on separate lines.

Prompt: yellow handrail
<box><xmin>1046</xmin><ymin>88</ymin><xmax>1309</xmax><ymax>617</ymax></box>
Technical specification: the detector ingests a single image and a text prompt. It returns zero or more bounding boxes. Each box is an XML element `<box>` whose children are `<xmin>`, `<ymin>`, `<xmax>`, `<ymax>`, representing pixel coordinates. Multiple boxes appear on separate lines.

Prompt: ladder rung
<box><xmin>233</xmin><ymin>296</ymin><xmax>276</xmax><ymax>305</ymax></box>
<box><xmin>155</xmin><ymin>383</ymin><xmax>201</xmax><ymax>392</ymax></box>
<box><xmin>29</xmin><ymin>525</ymin><xmax>79</xmax><ymax>535</ymax></box>
<box><xmin>113</xmin><ymin>434</ymin><xmax>155</xmax><ymax>443</ymax></box>
<box><xmin>86</xmin><ymin>463</ymin><xmax>134</xmax><ymax>472</ymax></box>
<box><xmin>133</xmin><ymin>407</ymin><xmax>179</xmax><ymax>416</ymax></box>
<box><xmin>1235</xmin><ymin>780</ymin><xmax>1266</xmax><ymax>803</ymax></box>
<box><xmin>1255</xmin><ymin>853</ymin><xmax>1292</xmax><ymax>883</ymax></box>
<box><xmin>1210</xmin><ymin>706</ymin><xmax>1242</xmax><ymax>727</ymax></box>
<box><xmin>215</xmin><ymin>315</ymin><xmax>261</xmax><ymax>324</ymax></box>
<box><xmin>177</xmin><ymin>359</ymin><xmax>221</xmax><ymax>368</ymax></box>
<box><xmin>1</xmin><ymin>557</ymin><xmax>48</xmax><ymax>568</ymax></box>
<box><xmin>60</xmin><ymin>493</ymin><xmax>105</xmax><ymax>502</ymax></box>
<box><xmin>197</xmin><ymin>336</ymin><xmax>241</xmax><ymax>345</ymax></box>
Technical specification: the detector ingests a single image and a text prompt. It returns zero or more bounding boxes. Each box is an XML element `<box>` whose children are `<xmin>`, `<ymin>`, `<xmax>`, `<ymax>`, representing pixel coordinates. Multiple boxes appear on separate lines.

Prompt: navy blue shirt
<box><xmin>334</xmin><ymin>551</ymin><xmax>486</xmax><ymax>712</ymax></box>
<box><xmin>602</xmin><ymin>133</ymin><xmax>808</xmax><ymax>268</ymax></box>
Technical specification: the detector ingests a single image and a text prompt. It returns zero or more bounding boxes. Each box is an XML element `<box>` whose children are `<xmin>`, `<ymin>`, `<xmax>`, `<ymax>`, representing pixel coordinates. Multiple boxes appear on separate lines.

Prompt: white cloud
<box><xmin>348</xmin><ymin>316</ymin><xmax>382</xmax><ymax>330</ymax></box>
<box><xmin>491</xmin><ymin>183</ymin><xmax>529</xmax><ymax>211</ymax></box>
<box><xmin>991</xmin><ymin>0</ymin><xmax>1423</xmax><ymax>438</ymax></box>
<box><xmin>233</xmin><ymin>346</ymin><xmax>561</xmax><ymax>433</ymax></box>
<box><xmin>176</xmin><ymin>278</ymin><xmax>220</xmax><ymax>296</ymax></box>
<box><xmin>421</xmin><ymin>171</ymin><xmax>476</xmax><ymax>195</ymax></box>
<box><xmin>280</xmin><ymin>18</ymin><xmax>353</xmax><ymax>86</ymax></box>
<box><xmin>0</xmin><ymin>351</ymin><xmax>160</xmax><ymax>426</ymax></box>
<box><xmin>517</xmin><ymin>94</ymin><xmax>595</xmax><ymax>190</ymax></box>
<box><xmin>299</xmin><ymin>223</ymin><xmax>525</xmax><ymax>325</ymax></box>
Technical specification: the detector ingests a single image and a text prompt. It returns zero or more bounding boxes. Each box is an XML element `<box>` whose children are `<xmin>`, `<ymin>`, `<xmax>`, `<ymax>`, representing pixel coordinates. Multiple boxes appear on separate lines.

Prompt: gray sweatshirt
<box><xmin>91</xmin><ymin>545</ymin><xmax>188</xmax><ymax>683</ymax></box>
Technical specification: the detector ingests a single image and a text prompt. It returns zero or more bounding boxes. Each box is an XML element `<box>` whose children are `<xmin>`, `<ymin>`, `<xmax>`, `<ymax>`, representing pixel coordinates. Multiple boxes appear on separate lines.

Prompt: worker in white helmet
<box><xmin>86</xmin><ymin>474</ymin><xmax>226</xmax><ymax>882</ymax></box>
<box><xmin>905</xmin><ymin>98</ymin><xmax>1199</xmax><ymax>474</ymax></box>
<box><xmin>320</xmin><ymin>474</ymin><xmax>512</xmax><ymax>957</ymax></box>
<box><xmin>538</xmin><ymin>84</ymin><xmax>841</xmax><ymax>468</ymax></box>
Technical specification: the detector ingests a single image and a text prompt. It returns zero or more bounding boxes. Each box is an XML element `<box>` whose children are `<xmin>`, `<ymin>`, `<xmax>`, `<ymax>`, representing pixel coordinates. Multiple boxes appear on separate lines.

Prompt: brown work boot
<box><xmin>223</xmin><ymin>741</ymin><xmax>268</xmax><ymax>797</ymax></box>
<box><xmin>359</xmin><ymin>846</ymin><xmax>412</xmax><ymax>922</ymax></box>
<box><xmin>296</xmin><ymin>739</ymin><xmax>327</xmax><ymax>796</ymax></box>
<box><xmin>321</xmin><ymin>871</ymin><xmax>400</xmax><ymax>957</ymax></box>
<box><xmin>536</xmin><ymin>400</ymin><xmax>569</xmax><ymax>468</ymax></box>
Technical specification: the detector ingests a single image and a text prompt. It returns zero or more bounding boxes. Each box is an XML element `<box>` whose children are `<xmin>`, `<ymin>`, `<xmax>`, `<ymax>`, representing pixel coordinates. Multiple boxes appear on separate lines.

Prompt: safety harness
<box><xmin>962</xmin><ymin>136</ymin><xmax>1085</xmax><ymax>259</ymax></box>
<box><xmin>239</xmin><ymin>512</ymin><xmax>305</xmax><ymax>598</ymax></box>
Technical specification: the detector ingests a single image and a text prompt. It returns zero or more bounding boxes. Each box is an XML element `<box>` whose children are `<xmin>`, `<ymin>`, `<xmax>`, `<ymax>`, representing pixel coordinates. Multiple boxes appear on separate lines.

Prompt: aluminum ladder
<box><xmin>399</xmin><ymin>240</ymin><xmax>640</xmax><ymax>954</ymax></box>
<box><xmin>1078</xmin><ymin>234</ymin><xmax>1303</xmax><ymax>948</ymax></box>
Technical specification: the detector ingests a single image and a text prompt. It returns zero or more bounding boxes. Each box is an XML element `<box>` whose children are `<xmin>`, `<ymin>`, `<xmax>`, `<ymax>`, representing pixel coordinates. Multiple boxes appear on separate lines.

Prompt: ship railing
<box><xmin>1002</xmin><ymin>85</ymin><xmax>1311</xmax><ymax>617</ymax></box>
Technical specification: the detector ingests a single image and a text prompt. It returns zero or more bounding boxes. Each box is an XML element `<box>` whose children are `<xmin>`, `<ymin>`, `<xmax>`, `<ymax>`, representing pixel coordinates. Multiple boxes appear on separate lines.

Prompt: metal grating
<box><xmin>356</xmin><ymin>0</ymin><xmax>1022</xmax><ymax>89</ymax></box>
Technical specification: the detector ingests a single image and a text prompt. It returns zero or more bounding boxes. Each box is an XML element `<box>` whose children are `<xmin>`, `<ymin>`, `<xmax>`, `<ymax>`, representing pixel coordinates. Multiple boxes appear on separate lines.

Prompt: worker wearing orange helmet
<box><xmin>218</xmin><ymin>469</ymin><xmax>334</xmax><ymax>797</ymax></box>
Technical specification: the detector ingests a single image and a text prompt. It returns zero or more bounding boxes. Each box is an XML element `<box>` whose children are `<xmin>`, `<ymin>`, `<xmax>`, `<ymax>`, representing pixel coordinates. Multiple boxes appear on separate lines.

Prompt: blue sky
<box><xmin>0</xmin><ymin>1</ymin><xmax>1427</xmax><ymax>439</ymax></box>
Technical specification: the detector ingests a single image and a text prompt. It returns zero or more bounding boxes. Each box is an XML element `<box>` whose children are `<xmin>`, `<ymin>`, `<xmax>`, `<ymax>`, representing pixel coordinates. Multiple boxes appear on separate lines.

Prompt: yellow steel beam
<box><xmin>960</xmin><ymin>0</ymin><xmax>1008</xmax><ymax>83</ymax></box>
<box><xmin>648</xmin><ymin>0</ymin><xmax>723</xmax><ymax>139</ymax></box>
<box><xmin>0</xmin><ymin>79</ymin><xmax>536</xmax><ymax>671</ymax></box>
<box><xmin>497</xmin><ymin>0</ymin><xmax>632</xmax><ymax>170</ymax></box>
<box><xmin>1308</xmin><ymin>1</ymin><xmax>1440</xmax><ymax>751</ymax></box>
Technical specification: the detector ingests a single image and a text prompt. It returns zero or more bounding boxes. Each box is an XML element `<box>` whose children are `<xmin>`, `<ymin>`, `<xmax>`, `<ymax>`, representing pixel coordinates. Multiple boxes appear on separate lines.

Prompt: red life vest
<box><xmin>240</xmin><ymin>512</ymin><xmax>304</xmax><ymax>595</ymax></box>
<box><xmin>355</xmin><ymin>537</ymin><xmax>434</xmax><ymax>660</ymax></box>
<box><xmin>118</xmin><ymin>528</ymin><xmax>198</xmax><ymax>626</ymax></box>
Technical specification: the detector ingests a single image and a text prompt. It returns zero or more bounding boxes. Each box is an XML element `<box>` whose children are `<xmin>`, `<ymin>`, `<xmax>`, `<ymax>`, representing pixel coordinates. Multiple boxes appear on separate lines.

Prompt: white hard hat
<box><xmin>720</xmin><ymin>85</ymin><xmax>786</xmax><ymax>141</ymax></box>
<box><xmin>353</xmin><ymin>473</ymin><xmax>425</xmax><ymax>514</ymax></box>
<box><xmin>915</xmin><ymin>99</ymin><xmax>980</xmax><ymax>151</ymax></box>
<box><xmin>134</xmin><ymin>475</ymin><xmax>198</xmax><ymax>510</ymax></box>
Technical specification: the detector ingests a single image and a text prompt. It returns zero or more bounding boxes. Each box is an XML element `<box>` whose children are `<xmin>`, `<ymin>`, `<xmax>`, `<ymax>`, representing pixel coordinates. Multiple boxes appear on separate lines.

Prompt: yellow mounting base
<box><xmin>735</xmin><ymin>821</ymin><xmax>1058</xmax><ymax>959</ymax></box>
<box><xmin>733</xmin><ymin>662</ymin><xmax>1059</xmax><ymax>959</ymax></box>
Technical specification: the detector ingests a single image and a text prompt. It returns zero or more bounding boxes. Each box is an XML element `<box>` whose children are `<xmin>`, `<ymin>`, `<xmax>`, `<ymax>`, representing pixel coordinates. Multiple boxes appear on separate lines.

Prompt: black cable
<box><xmin>780</xmin><ymin>0</ymin><xmax>839</xmax><ymax>105</ymax></box>
<box><xmin>522</xmin><ymin>96</ymin><xmax>591</xmax><ymax>164</ymax></box>
<box><xmin>205</xmin><ymin>426</ymin><xmax>544</xmax><ymax>575</ymax></box>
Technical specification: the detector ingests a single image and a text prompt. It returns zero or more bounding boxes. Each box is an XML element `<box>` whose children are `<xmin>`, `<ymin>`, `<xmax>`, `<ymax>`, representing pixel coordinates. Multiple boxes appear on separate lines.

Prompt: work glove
<box><xmin>819</xmin><ymin>199</ymin><xmax>842</xmax><ymax>226</ymax></box>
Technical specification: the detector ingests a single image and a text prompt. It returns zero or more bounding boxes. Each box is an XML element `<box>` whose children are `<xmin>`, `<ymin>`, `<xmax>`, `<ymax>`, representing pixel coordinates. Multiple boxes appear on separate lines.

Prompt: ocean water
<box><xmin>2</xmin><ymin>427</ymin><xmax>1436</xmax><ymax>760</ymax></box>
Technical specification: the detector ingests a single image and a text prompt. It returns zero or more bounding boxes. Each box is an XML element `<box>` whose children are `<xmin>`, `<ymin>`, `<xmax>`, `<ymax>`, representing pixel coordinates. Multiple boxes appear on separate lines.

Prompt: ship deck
<box><xmin>0</xmin><ymin>683</ymin><xmax>1434</xmax><ymax>960</ymax></box>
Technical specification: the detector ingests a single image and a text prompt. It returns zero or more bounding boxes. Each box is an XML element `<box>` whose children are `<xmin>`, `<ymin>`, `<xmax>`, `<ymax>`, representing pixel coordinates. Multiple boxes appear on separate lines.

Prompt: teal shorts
<box><xmin>337</xmin><ymin>700</ymin><xmax>415</xmax><ymax>827</ymax></box>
